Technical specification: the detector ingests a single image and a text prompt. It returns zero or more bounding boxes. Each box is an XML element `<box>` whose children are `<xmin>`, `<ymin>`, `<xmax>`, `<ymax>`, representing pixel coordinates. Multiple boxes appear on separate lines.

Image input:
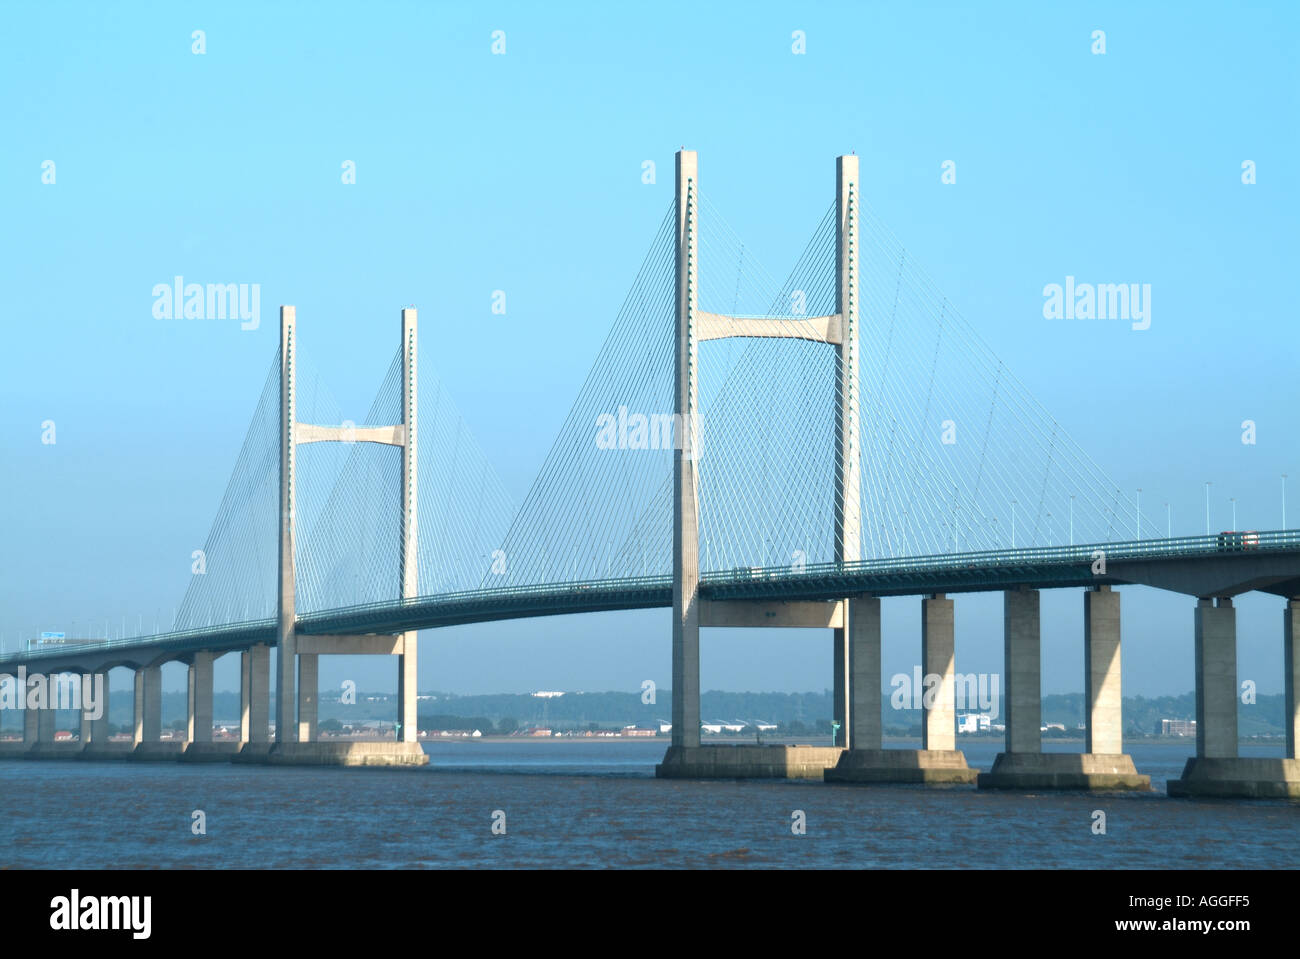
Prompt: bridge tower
<box><xmin>658</xmin><ymin>151</ymin><xmax>867</xmax><ymax>779</ymax></box>
<box><xmin>268</xmin><ymin>306</ymin><xmax>427</xmax><ymax>765</ymax></box>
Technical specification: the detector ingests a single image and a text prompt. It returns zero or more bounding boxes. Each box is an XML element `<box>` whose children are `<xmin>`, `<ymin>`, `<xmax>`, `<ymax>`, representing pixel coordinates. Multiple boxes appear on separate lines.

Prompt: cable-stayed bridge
<box><xmin>3</xmin><ymin>151</ymin><xmax>1298</xmax><ymax>798</ymax></box>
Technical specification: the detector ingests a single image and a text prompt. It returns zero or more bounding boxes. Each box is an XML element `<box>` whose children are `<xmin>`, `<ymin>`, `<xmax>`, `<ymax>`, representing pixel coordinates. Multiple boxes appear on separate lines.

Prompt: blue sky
<box><xmin>1</xmin><ymin>1</ymin><xmax>1297</xmax><ymax>699</ymax></box>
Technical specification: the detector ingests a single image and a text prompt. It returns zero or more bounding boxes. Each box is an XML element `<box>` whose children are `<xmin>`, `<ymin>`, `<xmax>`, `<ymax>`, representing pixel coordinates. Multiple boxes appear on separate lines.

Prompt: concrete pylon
<box><xmin>832</xmin><ymin>155</ymin><xmax>861</xmax><ymax>751</ymax></box>
<box><xmin>670</xmin><ymin>148</ymin><xmax>701</xmax><ymax>753</ymax></box>
<box><xmin>248</xmin><ymin>306</ymin><xmax>427</xmax><ymax>766</ymax></box>
<box><xmin>275</xmin><ymin>305</ymin><xmax>298</xmax><ymax>746</ymax></box>
<box><xmin>397</xmin><ymin>307</ymin><xmax>419</xmax><ymax>745</ymax></box>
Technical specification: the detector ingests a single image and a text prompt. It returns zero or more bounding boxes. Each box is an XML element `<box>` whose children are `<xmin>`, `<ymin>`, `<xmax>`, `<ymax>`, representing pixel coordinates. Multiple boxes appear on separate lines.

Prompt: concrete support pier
<box><xmin>80</xmin><ymin>671</ymin><xmax>130</xmax><ymax>759</ymax></box>
<box><xmin>297</xmin><ymin>652</ymin><xmax>318</xmax><ymax>743</ymax></box>
<box><xmin>131</xmin><ymin>664</ymin><xmax>182</xmax><ymax>760</ymax></box>
<box><xmin>188</xmin><ymin>652</ymin><xmax>214</xmax><ymax>743</ymax></box>
<box><xmin>1170</xmin><ymin>597</ymin><xmax>1300</xmax><ymax>798</ymax></box>
<box><xmin>183</xmin><ymin>651</ymin><xmax>239</xmax><ymax>761</ymax></box>
<box><xmin>237</xmin><ymin>644</ymin><xmax>272</xmax><ymax>759</ymax></box>
<box><xmin>828</xmin><ymin>594</ymin><xmax>977</xmax><ymax>785</ymax></box>
<box><xmin>23</xmin><ymin>672</ymin><xmax>84</xmax><ymax>759</ymax></box>
<box><xmin>397</xmin><ymin>639</ymin><xmax>417</xmax><ymax>744</ymax></box>
<box><xmin>980</xmin><ymin>587</ymin><xmax>1149</xmax><ymax>791</ymax></box>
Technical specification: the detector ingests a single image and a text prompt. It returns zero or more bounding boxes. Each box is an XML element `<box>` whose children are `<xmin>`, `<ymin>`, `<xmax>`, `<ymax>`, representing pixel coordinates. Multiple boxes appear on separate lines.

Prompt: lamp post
<box><xmin>1205</xmin><ymin>482</ymin><xmax>1212</xmax><ymax>535</ymax></box>
<box><xmin>1136</xmin><ymin>488</ymin><xmax>1142</xmax><ymax>540</ymax></box>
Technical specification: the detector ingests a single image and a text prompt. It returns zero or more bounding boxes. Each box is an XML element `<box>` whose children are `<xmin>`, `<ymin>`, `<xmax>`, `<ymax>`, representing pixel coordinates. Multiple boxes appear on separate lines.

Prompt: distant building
<box><xmin>527</xmin><ymin>727</ymin><xmax>552</xmax><ymax>737</ymax></box>
<box><xmin>1157</xmin><ymin>718</ymin><xmax>1196</xmax><ymax>737</ymax></box>
<box><xmin>532</xmin><ymin>691</ymin><xmax>565</xmax><ymax>698</ymax></box>
<box><xmin>1040</xmin><ymin>722</ymin><xmax>1066</xmax><ymax>732</ymax></box>
<box><xmin>622</xmin><ymin>725</ymin><xmax>657</xmax><ymax>737</ymax></box>
<box><xmin>957</xmin><ymin>713</ymin><xmax>992</xmax><ymax>734</ymax></box>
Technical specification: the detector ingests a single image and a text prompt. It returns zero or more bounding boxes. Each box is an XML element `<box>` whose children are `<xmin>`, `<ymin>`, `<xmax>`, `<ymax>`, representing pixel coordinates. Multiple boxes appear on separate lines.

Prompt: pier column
<box><xmin>1169</xmin><ymin>596</ymin><xmax>1298</xmax><ymax>797</ymax></box>
<box><xmin>833</xmin><ymin>623</ymin><xmax>849</xmax><ymax>748</ymax></box>
<box><xmin>23</xmin><ymin>674</ymin><xmax>40</xmax><ymax>746</ymax></box>
<box><xmin>78</xmin><ymin>691</ymin><xmax>91</xmax><ymax>743</ymax></box>
<box><xmin>1195</xmin><ymin>597</ymin><xmax>1237</xmax><ymax>758</ymax></box>
<box><xmin>828</xmin><ymin>592</ymin><xmax>976</xmax><ymax>783</ymax></box>
<box><xmin>979</xmin><ymin>586</ymin><xmax>1148</xmax><ymax>790</ymax></box>
<box><xmin>670</xmin><ymin>148</ymin><xmax>701</xmax><ymax>751</ymax></box>
<box><xmin>140</xmin><ymin>665</ymin><xmax>161</xmax><ymax>743</ymax></box>
<box><xmin>921</xmin><ymin>594</ymin><xmax>956</xmax><ymax>750</ymax></box>
<box><xmin>848</xmin><ymin>596</ymin><xmax>881</xmax><ymax>750</ymax></box>
<box><xmin>89</xmin><ymin>672</ymin><xmax>109</xmax><ymax>744</ymax></box>
<box><xmin>1084</xmin><ymin>585</ymin><xmax>1123</xmax><ymax>754</ymax></box>
<box><xmin>240</xmin><ymin>649</ymin><xmax>251</xmax><ymax>741</ymax></box>
<box><xmin>297</xmin><ymin>652</ymin><xmax>318</xmax><ymax>742</ymax></box>
<box><xmin>133</xmin><ymin>669</ymin><xmax>144</xmax><ymax>745</ymax></box>
<box><xmin>1004</xmin><ymin>587</ymin><xmax>1041</xmax><ymax>754</ymax></box>
<box><xmin>397</xmin><ymin>637</ymin><xmax>418</xmax><ymax>743</ymax></box>
<box><xmin>1286</xmin><ymin>599</ymin><xmax>1300</xmax><ymax>759</ymax></box>
<box><xmin>241</xmin><ymin>644</ymin><xmax>270</xmax><ymax>743</ymax></box>
<box><xmin>187</xmin><ymin>651</ymin><xmax>213</xmax><ymax>743</ymax></box>
<box><xmin>37</xmin><ymin>677</ymin><xmax>54</xmax><ymax>743</ymax></box>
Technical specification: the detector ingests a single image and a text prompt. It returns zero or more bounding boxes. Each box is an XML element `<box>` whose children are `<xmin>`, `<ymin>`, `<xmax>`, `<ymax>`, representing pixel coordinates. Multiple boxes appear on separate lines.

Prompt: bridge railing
<box><xmin>703</xmin><ymin>529</ymin><xmax>1300</xmax><ymax>585</ymax></box>
<box><xmin>0</xmin><ymin>619</ymin><xmax>276</xmax><ymax>668</ymax></box>
<box><xmin>296</xmin><ymin>572</ymin><xmax>676</xmax><ymax>632</ymax></box>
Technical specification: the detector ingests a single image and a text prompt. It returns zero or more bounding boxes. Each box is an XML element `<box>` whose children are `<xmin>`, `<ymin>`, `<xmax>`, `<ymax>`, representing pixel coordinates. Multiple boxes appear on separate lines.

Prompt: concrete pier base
<box><xmin>23</xmin><ymin>743</ymin><xmax>84</xmax><ymax>760</ymax></box>
<box><xmin>1167</xmin><ymin>757</ymin><xmax>1300</xmax><ymax>799</ymax></box>
<box><xmin>79</xmin><ymin>742</ymin><xmax>134</xmax><ymax>760</ymax></box>
<box><xmin>655</xmin><ymin>745</ymin><xmax>844</xmax><ymax>780</ymax></box>
<box><xmin>232</xmin><ymin>741</ymin><xmax>274</xmax><ymax>762</ymax></box>
<box><xmin>824</xmin><ymin>748</ymin><xmax>978</xmax><ymax>785</ymax></box>
<box><xmin>180</xmin><ymin>741</ymin><xmax>244</xmax><ymax>762</ymax></box>
<box><xmin>0</xmin><ymin>742</ymin><xmax>31</xmax><ymax>758</ymax></box>
<box><xmin>243</xmin><ymin>741</ymin><xmax>429</xmax><ymax>766</ymax></box>
<box><xmin>977</xmin><ymin>752</ymin><xmax>1151</xmax><ymax>791</ymax></box>
<box><xmin>129</xmin><ymin>741</ymin><xmax>187</xmax><ymax>761</ymax></box>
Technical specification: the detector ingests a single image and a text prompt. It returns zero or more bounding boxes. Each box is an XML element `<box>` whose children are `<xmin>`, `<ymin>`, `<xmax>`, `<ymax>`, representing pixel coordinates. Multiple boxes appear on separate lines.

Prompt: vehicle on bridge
<box><xmin>1216</xmin><ymin>530</ymin><xmax>1260</xmax><ymax>551</ymax></box>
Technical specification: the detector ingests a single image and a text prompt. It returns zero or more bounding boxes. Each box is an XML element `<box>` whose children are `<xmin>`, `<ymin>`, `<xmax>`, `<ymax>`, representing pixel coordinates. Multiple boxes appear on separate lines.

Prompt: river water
<box><xmin>1</xmin><ymin>742</ymin><xmax>1295</xmax><ymax>868</ymax></box>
